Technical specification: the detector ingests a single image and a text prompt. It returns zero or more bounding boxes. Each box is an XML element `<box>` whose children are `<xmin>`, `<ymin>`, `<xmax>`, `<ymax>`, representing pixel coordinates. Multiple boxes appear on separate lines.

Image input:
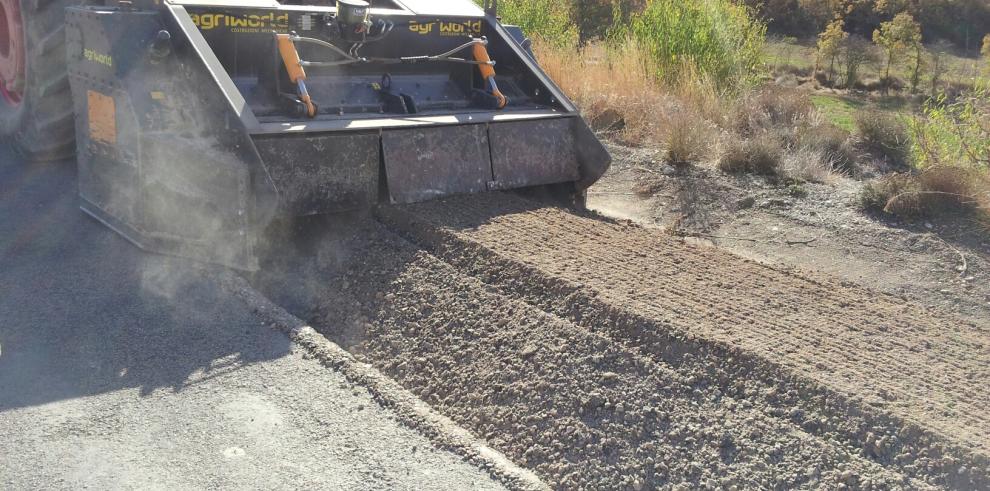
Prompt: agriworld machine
<box><xmin>0</xmin><ymin>0</ymin><xmax>610</xmax><ymax>269</ymax></box>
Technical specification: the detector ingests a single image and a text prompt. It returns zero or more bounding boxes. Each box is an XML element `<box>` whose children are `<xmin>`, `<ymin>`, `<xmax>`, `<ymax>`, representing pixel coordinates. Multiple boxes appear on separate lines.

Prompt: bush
<box><xmin>854</xmin><ymin>111</ymin><xmax>911</xmax><ymax>167</ymax></box>
<box><xmin>732</xmin><ymin>85</ymin><xmax>815</xmax><ymax>135</ymax></box>
<box><xmin>856</xmin><ymin>78</ymin><xmax>889</xmax><ymax>93</ymax></box>
<box><xmin>498</xmin><ymin>0</ymin><xmax>578</xmax><ymax>47</ymax></box>
<box><xmin>783</xmin><ymin>147</ymin><xmax>840</xmax><ymax>183</ymax></box>
<box><xmin>774</xmin><ymin>73</ymin><xmax>799</xmax><ymax>88</ymax></box>
<box><xmin>663</xmin><ymin>109</ymin><xmax>712</xmax><ymax>166</ymax></box>
<box><xmin>797</xmin><ymin>123</ymin><xmax>857</xmax><ymax>174</ymax></box>
<box><xmin>718</xmin><ymin>134</ymin><xmax>782</xmax><ymax>175</ymax></box>
<box><xmin>862</xmin><ymin>87</ymin><xmax>989</xmax><ymax>226</ymax></box>
<box><xmin>911</xmin><ymin>88</ymin><xmax>989</xmax><ymax>171</ymax></box>
<box><xmin>861</xmin><ymin>173</ymin><xmax>914</xmax><ymax>213</ymax></box>
<box><xmin>861</xmin><ymin>166</ymin><xmax>989</xmax><ymax>221</ymax></box>
<box><xmin>877</xmin><ymin>76</ymin><xmax>906</xmax><ymax>92</ymax></box>
<box><xmin>813</xmin><ymin>70</ymin><xmax>831</xmax><ymax>88</ymax></box>
<box><xmin>618</xmin><ymin>0</ymin><xmax>767</xmax><ymax>89</ymax></box>
<box><xmin>774</xmin><ymin>64</ymin><xmax>812</xmax><ymax>77</ymax></box>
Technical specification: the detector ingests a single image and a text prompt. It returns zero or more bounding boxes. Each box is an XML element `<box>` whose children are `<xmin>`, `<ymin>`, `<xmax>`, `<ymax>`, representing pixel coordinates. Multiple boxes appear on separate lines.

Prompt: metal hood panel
<box><xmin>392</xmin><ymin>0</ymin><xmax>483</xmax><ymax>17</ymax></box>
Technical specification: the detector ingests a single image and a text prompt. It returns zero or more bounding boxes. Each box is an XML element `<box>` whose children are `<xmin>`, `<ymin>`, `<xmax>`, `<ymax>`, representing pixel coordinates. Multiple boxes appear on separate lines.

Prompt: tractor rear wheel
<box><xmin>0</xmin><ymin>0</ymin><xmax>75</xmax><ymax>162</ymax></box>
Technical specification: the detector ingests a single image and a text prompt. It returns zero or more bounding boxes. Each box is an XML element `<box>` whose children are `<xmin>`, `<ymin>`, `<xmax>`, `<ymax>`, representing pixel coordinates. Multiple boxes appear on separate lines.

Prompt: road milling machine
<box><xmin>0</xmin><ymin>0</ymin><xmax>610</xmax><ymax>269</ymax></box>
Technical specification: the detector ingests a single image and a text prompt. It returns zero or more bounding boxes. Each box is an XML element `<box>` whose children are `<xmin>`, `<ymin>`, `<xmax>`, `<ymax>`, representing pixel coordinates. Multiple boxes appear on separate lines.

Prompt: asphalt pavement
<box><xmin>0</xmin><ymin>144</ymin><xmax>506</xmax><ymax>490</ymax></box>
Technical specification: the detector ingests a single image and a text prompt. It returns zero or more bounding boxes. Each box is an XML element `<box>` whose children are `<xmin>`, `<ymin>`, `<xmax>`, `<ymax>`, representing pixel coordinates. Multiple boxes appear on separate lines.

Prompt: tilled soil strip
<box><xmin>219</xmin><ymin>271</ymin><xmax>548</xmax><ymax>491</ymax></box>
<box><xmin>304</xmin><ymin>225</ymin><xmax>929</xmax><ymax>490</ymax></box>
<box><xmin>377</xmin><ymin>193</ymin><xmax>990</xmax><ymax>489</ymax></box>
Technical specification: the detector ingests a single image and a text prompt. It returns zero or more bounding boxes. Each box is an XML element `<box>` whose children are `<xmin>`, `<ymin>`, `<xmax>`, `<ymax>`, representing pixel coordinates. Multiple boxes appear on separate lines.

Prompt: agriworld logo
<box><xmin>409</xmin><ymin>20</ymin><xmax>482</xmax><ymax>37</ymax></box>
<box><xmin>191</xmin><ymin>12</ymin><xmax>290</xmax><ymax>33</ymax></box>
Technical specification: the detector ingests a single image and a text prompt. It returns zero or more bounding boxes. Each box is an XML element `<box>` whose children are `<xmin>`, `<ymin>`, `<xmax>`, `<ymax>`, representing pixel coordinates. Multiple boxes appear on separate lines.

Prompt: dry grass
<box><xmin>729</xmin><ymin>85</ymin><xmax>815</xmax><ymax>136</ymax></box>
<box><xmin>535</xmin><ymin>40</ymin><xmax>856</xmax><ymax>183</ymax></box>
<box><xmin>537</xmin><ymin>41</ymin><xmax>666</xmax><ymax>143</ymax></box>
<box><xmin>717</xmin><ymin>134</ymin><xmax>782</xmax><ymax>175</ymax></box>
<box><xmin>862</xmin><ymin>166</ymin><xmax>990</xmax><ymax>226</ymax></box>
<box><xmin>663</xmin><ymin>108</ymin><xmax>712</xmax><ymax>166</ymax></box>
<box><xmin>783</xmin><ymin>147</ymin><xmax>843</xmax><ymax>184</ymax></box>
<box><xmin>537</xmin><ymin>40</ymin><xmax>722</xmax><ymax>166</ymax></box>
<box><xmin>796</xmin><ymin>123</ymin><xmax>858</xmax><ymax>175</ymax></box>
<box><xmin>854</xmin><ymin>111</ymin><xmax>912</xmax><ymax>168</ymax></box>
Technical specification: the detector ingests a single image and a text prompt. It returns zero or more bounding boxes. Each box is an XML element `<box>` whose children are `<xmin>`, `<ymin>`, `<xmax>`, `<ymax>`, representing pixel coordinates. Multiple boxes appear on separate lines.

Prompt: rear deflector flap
<box><xmin>383</xmin><ymin>125</ymin><xmax>493</xmax><ymax>204</ymax></box>
<box><xmin>254</xmin><ymin>133</ymin><xmax>380</xmax><ymax>215</ymax></box>
<box><xmin>489</xmin><ymin>118</ymin><xmax>580</xmax><ymax>190</ymax></box>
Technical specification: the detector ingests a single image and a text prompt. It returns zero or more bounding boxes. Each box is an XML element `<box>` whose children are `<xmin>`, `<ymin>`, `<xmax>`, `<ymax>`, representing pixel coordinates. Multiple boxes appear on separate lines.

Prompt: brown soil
<box><xmin>253</xmin><ymin>193</ymin><xmax>989</xmax><ymax>490</ymax></box>
<box><xmin>589</xmin><ymin>144</ymin><xmax>990</xmax><ymax>327</ymax></box>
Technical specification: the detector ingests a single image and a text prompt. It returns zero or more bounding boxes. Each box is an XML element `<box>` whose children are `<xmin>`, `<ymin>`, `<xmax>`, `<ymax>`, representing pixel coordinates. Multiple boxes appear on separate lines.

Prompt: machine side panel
<box><xmin>67</xmin><ymin>6</ymin><xmax>277</xmax><ymax>270</ymax></box>
<box><xmin>67</xmin><ymin>10</ymin><xmax>157</xmax><ymax>230</ymax></box>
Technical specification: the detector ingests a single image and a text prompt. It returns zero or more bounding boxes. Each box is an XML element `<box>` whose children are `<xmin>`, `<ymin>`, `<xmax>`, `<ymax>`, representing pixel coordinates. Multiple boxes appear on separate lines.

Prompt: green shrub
<box><xmin>617</xmin><ymin>0</ymin><xmax>767</xmax><ymax>89</ymax></box>
<box><xmin>497</xmin><ymin>0</ymin><xmax>578</xmax><ymax>47</ymax></box>
<box><xmin>862</xmin><ymin>87</ymin><xmax>989</xmax><ymax>226</ymax></box>
<box><xmin>911</xmin><ymin>88</ymin><xmax>990</xmax><ymax>172</ymax></box>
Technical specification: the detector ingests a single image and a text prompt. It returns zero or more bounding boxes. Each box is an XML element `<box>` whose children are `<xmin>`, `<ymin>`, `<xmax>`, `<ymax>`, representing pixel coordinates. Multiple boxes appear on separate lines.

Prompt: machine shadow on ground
<box><xmin>0</xmin><ymin>146</ymin><xmax>291</xmax><ymax>412</ymax></box>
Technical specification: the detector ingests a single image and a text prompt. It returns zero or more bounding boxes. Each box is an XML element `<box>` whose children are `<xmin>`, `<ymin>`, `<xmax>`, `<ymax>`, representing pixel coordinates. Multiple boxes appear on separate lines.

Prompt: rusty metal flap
<box><xmin>383</xmin><ymin>125</ymin><xmax>493</xmax><ymax>204</ymax></box>
<box><xmin>488</xmin><ymin>118</ymin><xmax>581</xmax><ymax>190</ymax></box>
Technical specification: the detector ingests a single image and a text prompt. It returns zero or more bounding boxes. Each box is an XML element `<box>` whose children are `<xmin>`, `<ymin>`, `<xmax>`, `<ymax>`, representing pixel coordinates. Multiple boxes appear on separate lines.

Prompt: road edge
<box><xmin>216</xmin><ymin>270</ymin><xmax>549</xmax><ymax>491</ymax></box>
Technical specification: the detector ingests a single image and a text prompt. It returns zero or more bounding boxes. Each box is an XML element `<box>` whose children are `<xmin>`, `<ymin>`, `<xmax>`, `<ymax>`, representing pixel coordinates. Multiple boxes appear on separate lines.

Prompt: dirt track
<box><xmin>255</xmin><ymin>193</ymin><xmax>989</xmax><ymax>490</ymax></box>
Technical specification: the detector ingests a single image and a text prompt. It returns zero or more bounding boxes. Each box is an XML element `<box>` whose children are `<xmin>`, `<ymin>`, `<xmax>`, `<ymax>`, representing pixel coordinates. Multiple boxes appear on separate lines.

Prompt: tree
<box><xmin>818</xmin><ymin>19</ymin><xmax>848</xmax><ymax>84</ymax></box>
<box><xmin>777</xmin><ymin>35</ymin><xmax>799</xmax><ymax>69</ymax></box>
<box><xmin>909</xmin><ymin>42</ymin><xmax>926</xmax><ymax>93</ymax></box>
<box><xmin>981</xmin><ymin>34</ymin><xmax>990</xmax><ymax>76</ymax></box>
<box><xmin>873</xmin><ymin>12</ymin><xmax>922</xmax><ymax>93</ymax></box>
<box><xmin>799</xmin><ymin>0</ymin><xmax>839</xmax><ymax>31</ymax></box>
<box><xmin>928</xmin><ymin>40</ymin><xmax>953</xmax><ymax>97</ymax></box>
<box><xmin>840</xmin><ymin>35</ymin><xmax>875</xmax><ymax>88</ymax></box>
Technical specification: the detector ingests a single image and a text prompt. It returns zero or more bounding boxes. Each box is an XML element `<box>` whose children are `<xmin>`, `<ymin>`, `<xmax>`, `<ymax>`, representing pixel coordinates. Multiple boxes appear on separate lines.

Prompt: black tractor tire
<box><xmin>0</xmin><ymin>0</ymin><xmax>76</xmax><ymax>162</ymax></box>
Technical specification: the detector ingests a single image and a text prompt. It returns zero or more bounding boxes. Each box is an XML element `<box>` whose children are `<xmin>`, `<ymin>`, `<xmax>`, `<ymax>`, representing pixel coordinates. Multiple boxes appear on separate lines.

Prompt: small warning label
<box><xmin>88</xmin><ymin>90</ymin><xmax>117</xmax><ymax>145</ymax></box>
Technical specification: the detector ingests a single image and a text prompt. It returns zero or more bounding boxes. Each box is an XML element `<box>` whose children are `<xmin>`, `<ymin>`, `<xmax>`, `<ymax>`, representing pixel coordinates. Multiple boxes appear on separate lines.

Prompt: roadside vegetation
<box><xmin>499</xmin><ymin>0</ymin><xmax>989</xmax><ymax>229</ymax></box>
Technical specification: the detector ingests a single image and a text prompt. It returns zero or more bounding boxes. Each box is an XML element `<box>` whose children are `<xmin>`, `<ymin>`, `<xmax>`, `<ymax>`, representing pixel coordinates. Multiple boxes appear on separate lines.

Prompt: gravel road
<box><xmin>0</xmin><ymin>147</ymin><xmax>509</xmax><ymax>490</ymax></box>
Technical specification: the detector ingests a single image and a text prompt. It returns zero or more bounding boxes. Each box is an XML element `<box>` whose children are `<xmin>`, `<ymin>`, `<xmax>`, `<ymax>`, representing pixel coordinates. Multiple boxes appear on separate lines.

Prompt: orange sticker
<box><xmin>87</xmin><ymin>90</ymin><xmax>117</xmax><ymax>145</ymax></box>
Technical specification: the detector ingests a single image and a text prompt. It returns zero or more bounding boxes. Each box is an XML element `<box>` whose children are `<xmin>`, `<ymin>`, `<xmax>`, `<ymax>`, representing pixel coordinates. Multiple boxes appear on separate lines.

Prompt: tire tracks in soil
<box><xmin>302</xmin><ymin>224</ymin><xmax>929</xmax><ymax>490</ymax></box>
<box><xmin>375</xmin><ymin>193</ymin><xmax>990</xmax><ymax>489</ymax></box>
<box><xmin>254</xmin><ymin>192</ymin><xmax>988</xmax><ymax>489</ymax></box>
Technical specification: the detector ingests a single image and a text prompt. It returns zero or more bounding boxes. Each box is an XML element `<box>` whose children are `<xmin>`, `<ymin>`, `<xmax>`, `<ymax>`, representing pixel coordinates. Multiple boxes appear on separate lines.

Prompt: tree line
<box><xmin>814</xmin><ymin>9</ymin><xmax>989</xmax><ymax>95</ymax></box>
<box><xmin>742</xmin><ymin>0</ymin><xmax>990</xmax><ymax>54</ymax></box>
